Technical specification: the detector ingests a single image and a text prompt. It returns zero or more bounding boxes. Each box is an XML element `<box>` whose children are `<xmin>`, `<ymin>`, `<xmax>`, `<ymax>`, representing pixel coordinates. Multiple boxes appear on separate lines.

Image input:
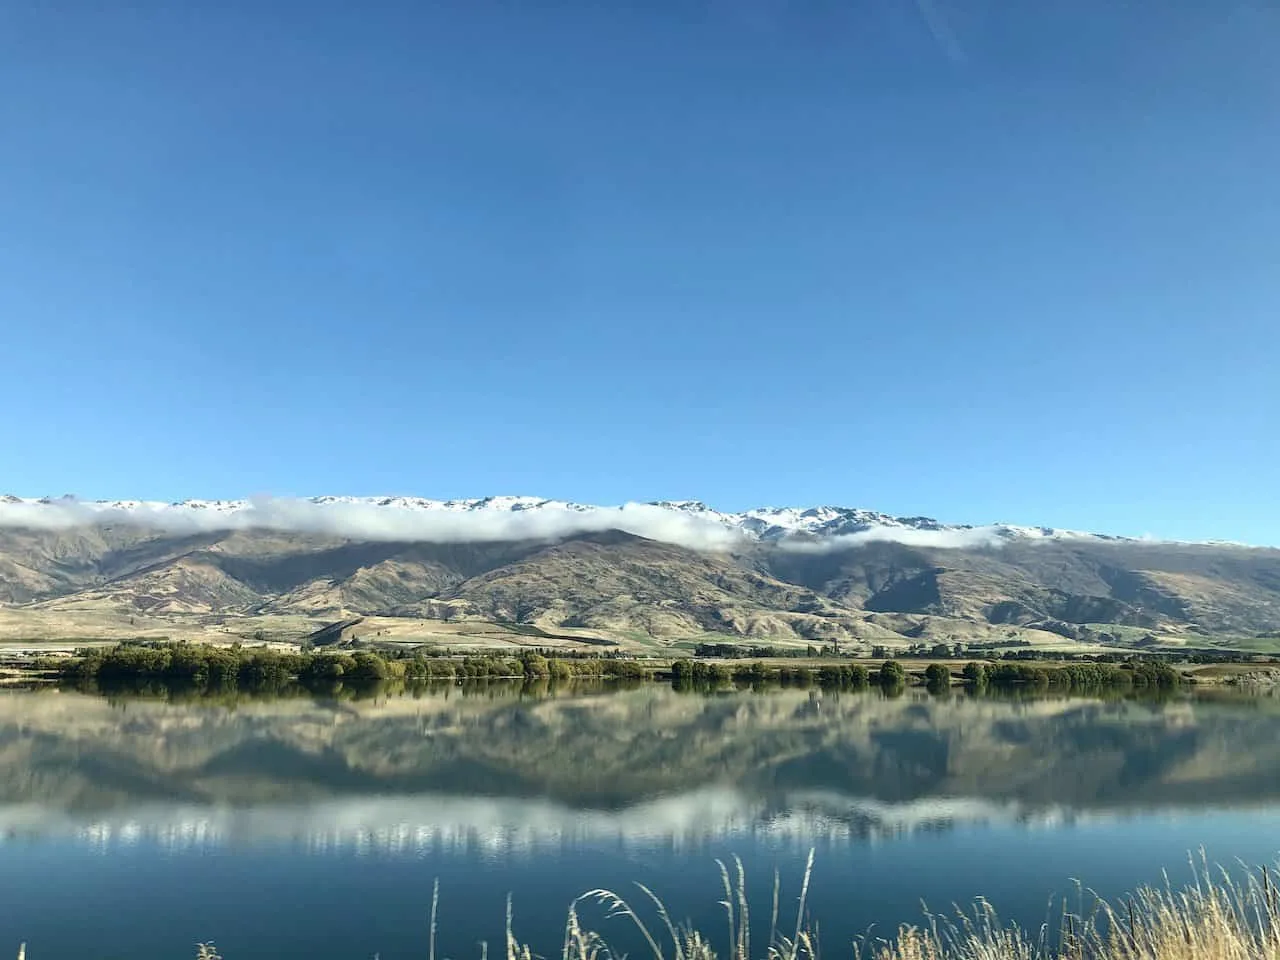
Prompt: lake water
<box><xmin>4</xmin><ymin>682</ymin><xmax>1280</xmax><ymax>959</ymax></box>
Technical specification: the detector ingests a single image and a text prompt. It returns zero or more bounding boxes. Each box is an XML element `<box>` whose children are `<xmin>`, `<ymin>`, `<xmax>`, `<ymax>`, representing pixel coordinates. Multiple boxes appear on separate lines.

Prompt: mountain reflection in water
<box><xmin>2</xmin><ymin>684</ymin><xmax>1279</xmax><ymax>855</ymax></box>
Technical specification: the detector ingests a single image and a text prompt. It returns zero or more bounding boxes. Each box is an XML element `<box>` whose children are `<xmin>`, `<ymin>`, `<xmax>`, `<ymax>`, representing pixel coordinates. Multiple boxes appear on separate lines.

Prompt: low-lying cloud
<box><xmin>0</xmin><ymin>497</ymin><xmax>1012</xmax><ymax>552</ymax></box>
<box><xmin>776</xmin><ymin>526</ymin><xmax>1008</xmax><ymax>552</ymax></box>
<box><xmin>0</xmin><ymin>497</ymin><xmax>751</xmax><ymax>551</ymax></box>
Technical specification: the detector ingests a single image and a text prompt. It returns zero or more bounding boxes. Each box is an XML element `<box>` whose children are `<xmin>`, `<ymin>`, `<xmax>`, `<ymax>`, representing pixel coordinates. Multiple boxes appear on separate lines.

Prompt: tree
<box><xmin>846</xmin><ymin>664</ymin><xmax>870</xmax><ymax>687</ymax></box>
<box><xmin>962</xmin><ymin>661</ymin><xmax>988</xmax><ymax>685</ymax></box>
<box><xmin>871</xmin><ymin>645</ymin><xmax>888</xmax><ymax>660</ymax></box>
<box><xmin>924</xmin><ymin>663</ymin><xmax>950</xmax><ymax>686</ymax></box>
<box><xmin>604</xmin><ymin>660</ymin><xmax>645</xmax><ymax>680</ymax></box>
<box><xmin>521</xmin><ymin>652</ymin><xmax>550</xmax><ymax>679</ymax></box>
<box><xmin>733</xmin><ymin>661</ymin><xmax>770</xmax><ymax>682</ymax></box>
<box><xmin>878</xmin><ymin>659</ymin><xmax>906</xmax><ymax>686</ymax></box>
<box><xmin>302</xmin><ymin>654</ymin><xmax>352</xmax><ymax>681</ymax></box>
<box><xmin>346</xmin><ymin>652</ymin><xmax>389</xmax><ymax>682</ymax></box>
<box><xmin>548</xmin><ymin>659</ymin><xmax>573</xmax><ymax>681</ymax></box>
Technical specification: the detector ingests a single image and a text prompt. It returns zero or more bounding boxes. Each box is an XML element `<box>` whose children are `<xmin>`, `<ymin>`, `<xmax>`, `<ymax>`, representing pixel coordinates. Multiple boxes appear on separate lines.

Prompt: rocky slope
<box><xmin>1</xmin><ymin>496</ymin><xmax>1278</xmax><ymax>646</ymax></box>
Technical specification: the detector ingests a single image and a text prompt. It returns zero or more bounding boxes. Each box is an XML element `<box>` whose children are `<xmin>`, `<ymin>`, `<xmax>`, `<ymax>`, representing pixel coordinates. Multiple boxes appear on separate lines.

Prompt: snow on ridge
<box><xmin>0</xmin><ymin>493</ymin><xmax>1125</xmax><ymax>549</ymax></box>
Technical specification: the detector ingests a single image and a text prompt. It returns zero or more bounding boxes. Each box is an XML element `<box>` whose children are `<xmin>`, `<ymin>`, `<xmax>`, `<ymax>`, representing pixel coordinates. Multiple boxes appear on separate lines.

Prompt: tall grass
<box><xmin>17</xmin><ymin>854</ymin><xmax>1280</xmax><ymax>959</ymax></box>
<box><xmin>867</xmin><ymin>856</ymin><xmax>1280</xmax><ymax>959</ymax></box>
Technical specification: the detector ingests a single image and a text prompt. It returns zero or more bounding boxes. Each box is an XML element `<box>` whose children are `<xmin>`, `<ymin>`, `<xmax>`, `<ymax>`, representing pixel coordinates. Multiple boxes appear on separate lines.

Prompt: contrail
<box><xmin>912</xmin><ymin>0</ymin><xmax>966</xmax><ymax>64</ymax></box>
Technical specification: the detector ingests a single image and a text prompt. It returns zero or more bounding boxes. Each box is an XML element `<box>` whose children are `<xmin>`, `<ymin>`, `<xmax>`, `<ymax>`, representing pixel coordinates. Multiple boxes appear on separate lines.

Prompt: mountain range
<box><xmin>1</xmin><ymin>495</ymin><xmax>1279</xmax><ymax>649</ymax></box>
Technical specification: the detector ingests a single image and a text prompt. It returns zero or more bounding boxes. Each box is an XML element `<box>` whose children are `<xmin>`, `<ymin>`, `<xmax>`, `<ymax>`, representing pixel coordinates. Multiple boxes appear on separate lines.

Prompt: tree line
<box><xmin>50</xmin><ymin>644</ymin><xmax>650</xmax><ymax>689</ymax></box>
<box><xmin>673</xmin><ymin>658</ymin><xmax>886</xmax><ymax>689</ymax></box>
<box><xmin>961</xmin><ymin>659</ymin><xmax>1182</xmax><ymax>689</ymax></box>
<box><xmin>691</xmin><ymin>640</ymin><xmax>1229</xmax><ymax>667</ymax></box>
<box><xmin>46</xmin><ymin>643</ymin><xmax>1184</xmax><ymax>697</ymax></box>
<box><xmin>671</xmin><ymin>657</ymin><xmax>1182</xmax><ymax>692</ymax></box>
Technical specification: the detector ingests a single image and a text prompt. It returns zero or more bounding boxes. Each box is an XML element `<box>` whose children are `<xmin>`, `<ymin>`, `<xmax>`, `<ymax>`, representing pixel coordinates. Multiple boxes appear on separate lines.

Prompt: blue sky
<box><xmin>1</xmin><ymin>2</ymin><xmax>1276</xmax><ymax>542</ymax></box>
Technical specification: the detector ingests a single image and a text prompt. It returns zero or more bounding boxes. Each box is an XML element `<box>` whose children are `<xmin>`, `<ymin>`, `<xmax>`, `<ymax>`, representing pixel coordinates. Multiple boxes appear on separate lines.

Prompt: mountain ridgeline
<box><xmin>1</xmin><ymin>497</ymin><xmax>1279</xmax><ymax>646</ymax></box>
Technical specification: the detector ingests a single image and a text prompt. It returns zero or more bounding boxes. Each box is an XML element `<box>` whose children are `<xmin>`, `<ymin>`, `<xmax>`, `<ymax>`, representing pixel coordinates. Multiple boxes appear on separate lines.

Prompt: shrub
<box><xmin>878</xmin><ymin>659</ymin><xmax>906</xmax><ymax>686</ymax></box>
<box><xmin>345</xmin><ymin>652</ymin><xmax>390</xmax><ymax>682</ymax></box>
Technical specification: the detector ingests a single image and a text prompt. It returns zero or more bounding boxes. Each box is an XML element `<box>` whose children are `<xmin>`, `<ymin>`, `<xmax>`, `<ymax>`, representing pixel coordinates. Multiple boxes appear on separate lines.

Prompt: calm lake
<box><xmin>4</xmin><ymin>682</ymin><xmax>1280</xmax><ymax>958</ymax></box>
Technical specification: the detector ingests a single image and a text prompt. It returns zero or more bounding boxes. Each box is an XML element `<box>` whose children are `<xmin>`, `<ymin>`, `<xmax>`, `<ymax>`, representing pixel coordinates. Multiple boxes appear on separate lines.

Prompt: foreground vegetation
<box><xmin>17</xmin><ymin>854</ymin><xmax>1280</xmax><ymax>959</ymax></box>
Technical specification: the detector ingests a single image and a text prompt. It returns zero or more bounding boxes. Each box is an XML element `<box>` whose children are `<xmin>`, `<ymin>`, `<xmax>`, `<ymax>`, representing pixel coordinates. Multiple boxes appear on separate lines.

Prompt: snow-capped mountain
<box><xmin>0</xmin><ymin>493</ymin><xmax>1100</xmax><ymax>545</ymax></box>
<box><xmin>1</xmin><ymin>494</ymin><xmax>1278</xmax><ymax>639</ymax></box>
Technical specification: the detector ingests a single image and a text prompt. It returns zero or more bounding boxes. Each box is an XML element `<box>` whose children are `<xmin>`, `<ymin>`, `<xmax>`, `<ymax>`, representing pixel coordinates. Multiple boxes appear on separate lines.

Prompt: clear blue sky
<box><xmin>1</xmin><ymin>2</ymin><xmax>1276</xmax><ymax>542</ymax></box>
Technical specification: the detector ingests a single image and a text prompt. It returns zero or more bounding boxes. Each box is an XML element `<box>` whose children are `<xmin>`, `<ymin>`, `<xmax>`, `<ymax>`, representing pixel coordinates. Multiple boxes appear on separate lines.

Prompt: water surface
<box><xmin>3</xmin><ymin>683</ymin><xmax>1280</xmax><ymax>958</ymax></box>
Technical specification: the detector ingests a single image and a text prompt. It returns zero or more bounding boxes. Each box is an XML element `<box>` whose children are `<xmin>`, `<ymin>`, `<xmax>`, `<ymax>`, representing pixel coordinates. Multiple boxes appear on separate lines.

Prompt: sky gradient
<box><xmin>1</xmin><ymin>2</ymin><xmax>1277</xmax><ymax>542</ymax></box>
